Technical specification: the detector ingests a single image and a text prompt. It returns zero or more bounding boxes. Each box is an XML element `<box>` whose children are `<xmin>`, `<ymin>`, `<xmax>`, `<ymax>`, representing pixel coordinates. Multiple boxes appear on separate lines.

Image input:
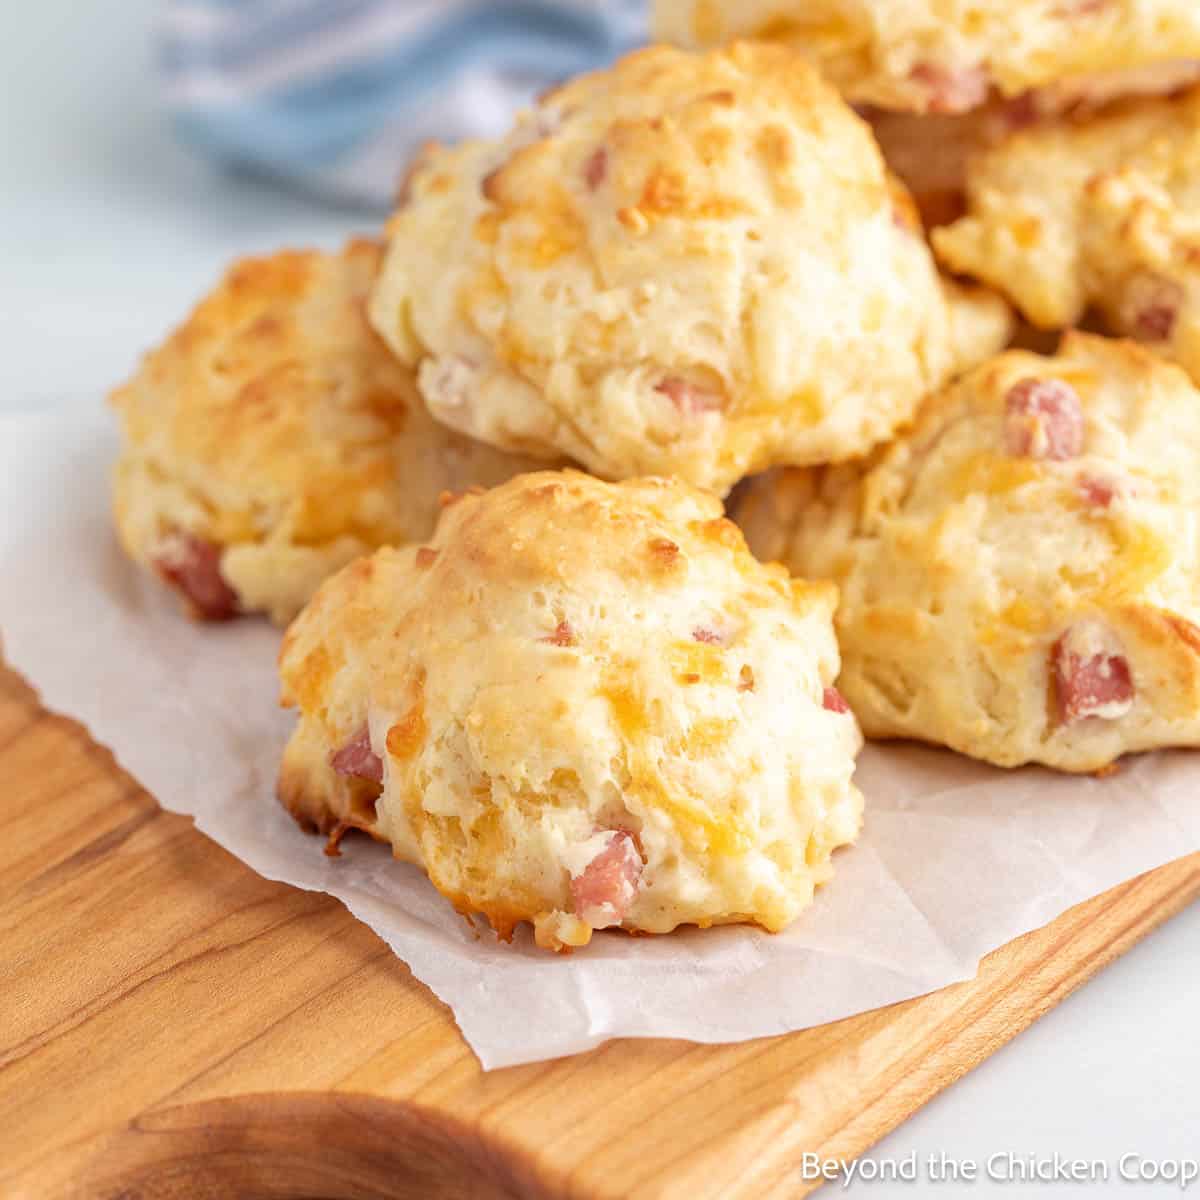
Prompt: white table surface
<box><xmin>3</xmin><ymin>6</ymin><xmax>1196</xmax><ymax>1196</ymax></box>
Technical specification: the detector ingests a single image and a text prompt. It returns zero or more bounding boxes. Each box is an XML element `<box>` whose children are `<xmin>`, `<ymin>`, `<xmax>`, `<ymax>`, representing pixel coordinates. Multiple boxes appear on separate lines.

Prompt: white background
<box><xmin>1</xmin><ymin>5</ymin><xmax>1195</xmax><ymax>1196</ymax></box>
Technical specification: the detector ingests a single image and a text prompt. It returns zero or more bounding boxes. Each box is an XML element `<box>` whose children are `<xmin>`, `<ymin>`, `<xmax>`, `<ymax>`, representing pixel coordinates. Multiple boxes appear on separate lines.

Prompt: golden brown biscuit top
<box><xmin>654</xmin><ymin>0</ymin><xmax>1200</xmax><ymax>113</ymax></box>
<box><xmin>281</xmin><ymin>469</ymin><xmax>832</xmax><ymax>711</ymax></box>
<box><xmin>741</xmin><ymin>334</ymin><xmax>1200</xmax><ymax>637</ymax></box>
<box><xmin>536</xmin><ymin>41</ymin><xmax>883</xmax><ymax>227</ymax></box>
<box><xmin>278</xmin><ymin>469</ymin><xmax>863</xmax><ymax>946</ymax></box>
<box><xmin>735</xmin><ymin>333</ymin><xmax>1200</xmax><ymax>769</ymax></box>
<box><xmin>401</xmin><ymin>42</ymin><xmax>891</xmax><ymax>268</ymax></box>
<box><xmin>110</xmin><ymin>240</ymin><xmax>541</xmax><ymax>556</ymax></box>
<box><xmin>371</xmin><ymin>42</ymin><xmax>973</xmax><ymax>492</ymax></box>
<box><xmin>111</xmin><ymin>240</ymin><xmax>418</xmax><ymax>548</ymax></box>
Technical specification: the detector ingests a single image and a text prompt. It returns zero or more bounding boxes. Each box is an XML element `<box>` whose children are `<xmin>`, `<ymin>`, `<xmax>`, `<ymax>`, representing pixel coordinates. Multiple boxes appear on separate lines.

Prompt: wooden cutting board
<box><xmin>2</xmin><ymin>659</ymin><xmax>1196</xmax><ymax>1200</ymax></box>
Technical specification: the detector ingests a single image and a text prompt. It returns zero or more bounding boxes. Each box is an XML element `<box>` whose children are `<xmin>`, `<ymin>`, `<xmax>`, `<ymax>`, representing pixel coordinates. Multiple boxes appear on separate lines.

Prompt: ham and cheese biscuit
<box><xmin>368</xmin><ymin>42</ymin><xmax>1009</xmax><ymax>497</ymax></box>
<box><xmin>734</xmin><ymin>334</ymin><xmax>1200</xmax><ymax>773</ymax></box>
<box><xmin>111</xmin><ymin>240</ymin><xmax>545</xmax><ymax>625</ymax></box>
<box><xmin>654</xmin><ymin>0</ymin><xmax>1200</xmax><ymax>114</ymax></box>
<box><xmin>278</xmin><ymin>471</ymin><xmax>864</xmax><ymax>950</ymax></box>
<box><xmin>934</xmin><ymin>87</ymin><xmax>1200</xmax><ymax>384</ymax></box>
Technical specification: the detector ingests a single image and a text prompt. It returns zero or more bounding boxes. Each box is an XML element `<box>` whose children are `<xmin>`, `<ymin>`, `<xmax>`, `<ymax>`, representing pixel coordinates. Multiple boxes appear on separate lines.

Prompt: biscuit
<box><xmin>933</xmin><ymin>87</ymin><xmax>1200</xmax><ymax>385</ymax></box>
<box><xmin>368</xmin><ymin>42</ymin><xmax>1007</xmax><ymax>497</ymax></box>
<box><xmin>110</xmin><ymin>240</ymin><xmax>545</xmax><ymax>624</ymax></box>
<box><xmin>733</xmin><ymin>334</ymin><xmax>1200</xmax><ymax>772</ymax></box>
<box><xmin>277</xmin><ymin>471</ymin><xmax>864</xmax><ymax>950</ymax></box>
<box><xmin>654</xmin><ymin>0</ymin><xmax>1200</xmax><ymax>114</ymax></box>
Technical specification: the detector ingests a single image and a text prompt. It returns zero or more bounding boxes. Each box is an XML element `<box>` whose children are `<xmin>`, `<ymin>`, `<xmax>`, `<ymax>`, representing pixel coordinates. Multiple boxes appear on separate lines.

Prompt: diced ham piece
<box><xmin>655</xmin><ymin>376</ymin><xmax>724</xmax><ymax>416</ymax></box>
<box><xmin>692</xmin><ymin>627</ymin><xmax>723</xmax><ymax>644</ymax></box>
<box><xmin>1120</xmin><ymin>273</ymin><xmax>1183</xmax><ymax>343</ymax></box>
<box><xmin>1052</xmin><ymin>621</ymin><xmax>1135</xmax><ymax>725</ymax></box>
<box><xmin>1000</xmin><ymin>91</ymin><xmax>1040</xmax><ymax>130</ymax></box>
<box><xmin>1133</xmin><ymin>303</ymin><xmax>1178</xmax><ymax>342</ymax></box>
<box><xmin>1077</xmin><ymin>472</ymin><xmax>1129</xmax><ymax>509</ymax></box>
<box><xmin>909</xmin><ymin>62</ymin><xmax>990</xmax><ymax>113</ymax></box>
<box><xmin>1126</xmin><ymin>280</ymin><xmax>1182</xmax><ymax>342</ymax></box>
<box><xmin>154</xmin><ymin>532</ymin><xmax>239</xmax><ymax>620</ymax></box>
<box><xmin>1004</xmin><ymin>378</ymin><xmax>1084</xmax><ymax>460</ymax></box>
<box><xmin>583</xmin><ymin>147</ymin><xmax>608</xmax><ymax>191</ymax></box>
<box><xmin>329</xmin><ymin>727</ymin><xmax>383</xmax><ymax>783</ymax></box>
<box><xmin>539</xmin><ymin>620</ymin><xmax>577</xmax><ymax>647</ymax></box>
<box><xmin>822</xmin><ymin>686</ymin><xmax>851</xmax><ymax>714</ymax></box>
<box><xmin>570</xmin><ymin>831</ymin><xmax>643</xmax><ymax>929</ymax></box>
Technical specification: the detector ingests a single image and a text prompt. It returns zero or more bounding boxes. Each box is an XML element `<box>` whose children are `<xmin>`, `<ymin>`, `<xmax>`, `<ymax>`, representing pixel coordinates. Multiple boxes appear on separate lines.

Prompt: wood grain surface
<box><xmin>2</xmin><ymin>660</ymin><xmax>1197</xmax><ymax>1200</ymax></box>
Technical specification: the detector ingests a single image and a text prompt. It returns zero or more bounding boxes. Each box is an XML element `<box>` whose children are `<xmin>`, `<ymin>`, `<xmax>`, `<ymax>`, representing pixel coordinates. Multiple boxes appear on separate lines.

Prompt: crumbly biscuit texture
<box><xmin>934</xmin><ymin>87</ymin><xmax>1200</xmax><ymax>384</ymax></box>
<box><xmin>278</xmin><ymin>471</ymin><xmax>864</xmax><ymax>949</ymax></box>
<box><xmin>369</xmin><ymin>42</ymin><xmax>998</xmax><ymax>495</ymax></box>
<box><xmin>111</xmin><ymin>240</ymin><xmax>544</xmax><ymax>624</ymax></box>
<box><xmin>734</xmin><ymin>334</ymin><xmax>1200</xmax><ymax>772</ymax></box>
<box><xmin>654</xmin><ymin>1</ymin><xmax>1200</xmax><ymax>113</ymax></box>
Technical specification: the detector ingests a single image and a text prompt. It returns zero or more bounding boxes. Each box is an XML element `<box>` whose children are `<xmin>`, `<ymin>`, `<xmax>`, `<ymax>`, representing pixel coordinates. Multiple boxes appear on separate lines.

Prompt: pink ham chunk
<box><xmin>999</xmin><ymin>91</ymin><xmax>1040</xmax><ymax>131</ymax></box>
<box><xmin>822</xmin><ymin>686</ymin><xmax>851</xmax><ymax>714</ymax></box>
<box><xmin>1134</xmin><ymin>304</ymin><xmax>1178</xmax><ymax>342</ymax></box>
<box><xmin>583</xmin><ymin>147</ymin><xmax>608</xmax><ymax>190</ymax></box>
<box><xmin>570</xmin><ymin>831</ymin><xmax>643</xmax><ymax>929</ymax></box>
<box><xmin>1077</xmin><ymin>471</ymin><xmax>1130</xmax><ymax>509</ymax></box>
<box><xmin>909</xmin><ymin>62</ymin><xmax>990</xmax><ymax>113</ymax></box>
<box><xmin>153</xmin><ymin>532</ymin><xmax>239</xmax><ymax>620</ymax></box>
<box><xmin>655</xmin><ymin>376</ymin><xmax>724</xmax><ymax>416</ymax></box>
<box><xmin>329</xmin><ymin>727</ymin><xmax>383</xmax><ymax>783</ymax></box>
<box><xmin>1122</xmin><ymin>274</ymin><xmax>1183</xmax><ymax>343</ymax></box>
<box><xmin>1004</xmin><ymin>378</ymin><xmax>1084</xmax><ymax>460</ymax></box>
<box><xmin>539</xmin><ymin>619</ymin><xmax>578</xmax><ymax>647</ymax></box>
<box><xmin>1052</xmin><ymin>622</ymin><xmax>1135</xmax><ymax>725</ymax></box>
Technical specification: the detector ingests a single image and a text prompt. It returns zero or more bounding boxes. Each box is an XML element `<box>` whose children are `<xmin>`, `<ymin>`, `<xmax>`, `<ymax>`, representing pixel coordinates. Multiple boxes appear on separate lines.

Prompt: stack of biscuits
<box><xmin>110</xmin><ymin>3</ymin><xmax>1200</xmax><ymax>951</ymax></box>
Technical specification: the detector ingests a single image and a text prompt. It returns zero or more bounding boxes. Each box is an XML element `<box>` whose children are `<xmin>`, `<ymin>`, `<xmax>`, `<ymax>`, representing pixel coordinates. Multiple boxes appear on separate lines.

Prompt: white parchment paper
<box><xmin>3</xmin><ymin>408</ymin><xmax>1198</xmax><ymax>1069</ymax></box>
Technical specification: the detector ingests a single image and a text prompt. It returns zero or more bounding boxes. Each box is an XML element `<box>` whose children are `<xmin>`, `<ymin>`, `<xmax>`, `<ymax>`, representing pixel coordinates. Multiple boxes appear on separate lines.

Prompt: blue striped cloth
<box><xmin>160</xmin><ymin>0</ymin><xmax>649</xmax><ymax>209</ymax></box>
